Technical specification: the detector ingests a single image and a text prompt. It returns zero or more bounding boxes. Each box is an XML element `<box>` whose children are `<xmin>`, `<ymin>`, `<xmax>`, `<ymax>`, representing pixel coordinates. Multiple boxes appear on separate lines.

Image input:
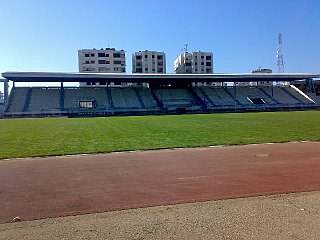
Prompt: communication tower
<box><xmin>277</xmin><ymin>33</ymin><xmax>285</xmax><ymax>73</ymax></box>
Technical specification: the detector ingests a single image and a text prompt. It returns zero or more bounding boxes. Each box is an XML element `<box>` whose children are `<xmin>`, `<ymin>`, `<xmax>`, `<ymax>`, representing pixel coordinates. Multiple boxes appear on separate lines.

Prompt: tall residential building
<box><xmin>174</xmin><ymin>51</ymin><xmax>213</xmax><ymax>74</ymax></box>
<box><xmin>78</xmin><ymin>48</ymin><xmax>126</xmax><ymax>73</ymax></box>
<box><xmin>132</xmin><ymin>50</ymin><xmax>166</xmax><ymax>73</ymax></box>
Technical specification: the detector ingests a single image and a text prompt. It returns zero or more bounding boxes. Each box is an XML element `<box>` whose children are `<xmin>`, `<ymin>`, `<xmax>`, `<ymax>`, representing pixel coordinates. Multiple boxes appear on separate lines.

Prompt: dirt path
<box><xmin>0</xmin><ymin>142</ymin><xmax>319</xmax><ymax>224</ymax></box>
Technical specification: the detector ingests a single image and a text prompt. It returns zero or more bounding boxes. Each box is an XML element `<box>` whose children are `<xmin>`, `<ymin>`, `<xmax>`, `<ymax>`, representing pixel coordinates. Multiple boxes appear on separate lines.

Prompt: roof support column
<box><xmin>60</xmin><ymin>82</ymin><xmax>64</xmax><ymax>110</ymax></box>
<box><xmin>3</xmin><ymin>79</ymin><xmax>9</xmax><ymax>105</ymax></box>
<box><xmin>305</xmin><ymin>78</ymin><xmax>315</xmax><ymax>93</ymax></box>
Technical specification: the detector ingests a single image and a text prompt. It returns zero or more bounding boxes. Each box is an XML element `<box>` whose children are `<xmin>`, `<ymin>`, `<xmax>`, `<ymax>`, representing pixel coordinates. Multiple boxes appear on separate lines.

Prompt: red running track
<box><xmin>0</xmin><ymin>142</ymin><xmax>320</xmax><ymax>223</ymax></box>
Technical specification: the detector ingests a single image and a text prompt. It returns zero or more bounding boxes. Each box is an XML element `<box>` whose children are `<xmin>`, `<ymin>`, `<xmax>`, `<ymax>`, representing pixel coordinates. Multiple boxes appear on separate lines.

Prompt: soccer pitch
<box><xmin>0</xmin><ymin>111</ymin><xmax>319</xmax><ymax>159</ymax></box>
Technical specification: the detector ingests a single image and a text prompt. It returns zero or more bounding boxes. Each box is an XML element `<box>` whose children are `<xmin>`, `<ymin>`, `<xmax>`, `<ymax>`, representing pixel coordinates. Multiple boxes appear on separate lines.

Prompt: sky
<box><xmin>0</xmin><ymin>0</ymin><xmax>320</xmax><ymax>90</ymax></box>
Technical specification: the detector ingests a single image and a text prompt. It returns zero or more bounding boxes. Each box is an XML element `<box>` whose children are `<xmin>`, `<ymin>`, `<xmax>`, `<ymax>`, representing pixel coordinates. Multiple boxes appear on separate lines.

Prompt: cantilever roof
<box><xmin>2</xmin><ymin>72</ymin><xmax>320</xmax><ymax>83</ymax></box>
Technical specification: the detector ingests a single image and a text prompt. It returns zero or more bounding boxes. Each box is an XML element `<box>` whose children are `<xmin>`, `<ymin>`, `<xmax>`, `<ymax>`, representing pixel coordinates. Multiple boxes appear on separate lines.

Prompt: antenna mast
<box><xmin>277</xmin><ymin>33</ymin><xmax>284</xmax><ymax>73</ymax></box>
<box><xmin>182</xmin><ymin>43</ymin><xmax>188</xmax><ymax>53</ymax></box>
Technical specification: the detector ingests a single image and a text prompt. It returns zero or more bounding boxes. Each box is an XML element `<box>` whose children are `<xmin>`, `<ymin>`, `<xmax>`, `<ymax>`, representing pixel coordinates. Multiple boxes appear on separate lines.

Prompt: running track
<box><xmin>1</xmin><ymin>142</ymin><xmax>320</xmax><ymax>223</ymax></box>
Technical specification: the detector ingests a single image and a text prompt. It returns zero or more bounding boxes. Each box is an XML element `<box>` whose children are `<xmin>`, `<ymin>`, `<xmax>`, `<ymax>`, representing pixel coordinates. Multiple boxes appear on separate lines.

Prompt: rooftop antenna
<box><xmin>181</xmin><ymin>43</ymin><xmax>188</xmax><ymax>53</ymax></box>
<box><xmin>277</xmin><ymin>33</ymin><xmax>284</xmax><ymax>73</ymax></box>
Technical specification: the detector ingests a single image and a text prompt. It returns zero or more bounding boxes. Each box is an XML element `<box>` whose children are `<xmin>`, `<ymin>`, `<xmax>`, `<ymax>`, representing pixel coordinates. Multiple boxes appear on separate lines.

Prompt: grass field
<box><xmin>0</xmin><ymin>111</ymin><xmax>319</xmax><ymax>159</ymax></box>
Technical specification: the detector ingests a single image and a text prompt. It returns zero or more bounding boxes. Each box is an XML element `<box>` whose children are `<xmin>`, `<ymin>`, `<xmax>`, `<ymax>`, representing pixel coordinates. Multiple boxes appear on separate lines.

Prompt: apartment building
<box><xmin>78</xmin><ymin>48</ymin><xmax>126</xmax><ymax>73</ymax></box>
<box><xmin>132</xmin><ymin>50</ymin><xmax>166</xmax><ymax>73</ymax></box>
<box><xmin>174</xmin><ymin>51</ymin><xmax>213</xmax><ymax>74</ymax></box>
<box><xmin>78</xmin><ymin>48</ymin><xmax>126</xmax><ymax>86</ymax></box>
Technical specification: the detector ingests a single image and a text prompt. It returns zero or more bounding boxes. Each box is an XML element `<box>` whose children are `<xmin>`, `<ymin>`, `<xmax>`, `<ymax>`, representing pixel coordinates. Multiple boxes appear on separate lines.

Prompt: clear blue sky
<box><xmin>0</xmin><ymin>0</ymin><xmax>319</xmax><ymax>84</ymax></box>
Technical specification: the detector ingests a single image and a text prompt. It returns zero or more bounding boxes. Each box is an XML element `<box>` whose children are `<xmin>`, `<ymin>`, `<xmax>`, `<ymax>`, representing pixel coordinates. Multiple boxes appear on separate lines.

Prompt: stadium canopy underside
<box><xmin>2</xmin><ymin>72</ymin><xmax>320</xmax><ymax>84</ymax></box>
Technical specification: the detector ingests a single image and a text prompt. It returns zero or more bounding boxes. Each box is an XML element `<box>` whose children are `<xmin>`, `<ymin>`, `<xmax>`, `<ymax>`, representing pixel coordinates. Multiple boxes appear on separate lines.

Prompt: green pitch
<box><xmin>0</xmin><ymin>111</ymin><xmax>319</xmax><ymax>159</ymax></box>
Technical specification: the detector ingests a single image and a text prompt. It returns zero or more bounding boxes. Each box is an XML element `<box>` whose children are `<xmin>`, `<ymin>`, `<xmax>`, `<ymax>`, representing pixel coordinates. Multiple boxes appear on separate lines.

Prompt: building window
<box><xmin>113</xmin><ymin>53</ymin><xmax>121</xmax><ymax>58</ymax></box>
<box><xmin>90</xmin><ymin>53</ymin><xmax>95</xmax><ymax>57</ymax></box>
<box><xmin>114</xmin><ymin>60</ymin><xmax>121</xmax><ymax>64</ymax></box>
<box><xmin>121</xmin><ymin>68</ymin><xmax>126</xmax><ymax>72</ymax></box>
<box><xmin>152</xmin><ymin>55</ymin><xmax>155</xmax><ymax>58</ymax></box>
<box><xmin>195</xmin><ymin>62</ymin><xmax>197</xmax><ymax>65</ymax></box>
<box><xmin>98</xmin><ymin>60</ymin><xmax>106</xmax><ymax>64</ymax></box>
<box><xmin>98</xmin><ymin>52</ymin><xmax>105</xmax><ymax>57</ymax></box>
<box><xmin>206</xmin><ymin>62</ymin><xmax>211</xmax><ymax>66</ymax></box>
<box><xmin>206</xmin><ymin>56</ymin><xmax>211</xmax><ymax>60</ymax></box>
<box><xmin>201</xmin><ymin>56</ymin><xmax>204</xmax><ymax>59</ymax></box>
<box><xmin>157</xmin><ymin>55</ymin><xmax>163</xmax><ymax>60</ymax></box>
<box><xmin>91</xmin><ymin>60</ymin><xmax>95</xmax><ymax>64</ymax></box>
<box><xmin>136</xmin><ymin>55</ymin><xmax>142</xmax><ymax>60</ymax></box>
<box><xmin>85</xmin><ymin>61</ymin><xmax>90</xmax><ymax>64</ymax></box>
<box><xmin>145</xmin><ymin>68</ymin><xmax>148</xmax><ymax>71</ymax></box>
<box><xmin>201</xmin><ymin>62</ymin><xmax>204</xmax><ymax>65</ymax></box>
<box><xmin>84</xmin><ymin>53</ymin><xmax>90</xmax><ymax>57</ymax></box>
<box><xmin>145</xmin><ymin>55</ymin><xmax>148</xmax><ymax>58</ymax></box>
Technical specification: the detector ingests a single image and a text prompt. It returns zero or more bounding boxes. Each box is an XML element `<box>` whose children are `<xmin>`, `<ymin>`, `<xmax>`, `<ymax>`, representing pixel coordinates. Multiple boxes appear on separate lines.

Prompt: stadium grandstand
<box><xmin>1</xmin><ymin>72</ymin><xmax>320</xmax><ymax>117</ymax></box>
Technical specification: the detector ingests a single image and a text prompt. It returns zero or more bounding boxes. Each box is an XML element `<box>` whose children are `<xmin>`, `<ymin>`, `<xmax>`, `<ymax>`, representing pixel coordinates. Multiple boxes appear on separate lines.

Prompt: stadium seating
<box><xmin>194</xmin><ymin>87</ymin><xmax>237</xmax><ymax>107</ymax></box>
<box><xmin>28</xmin><ymin>87</ymin><xmax>60</xmax><ymax>112</ymax></box>
<box><xmin>5</xmin><ymin>87</ymin><xmax>29</xmax><ymax>113</ymax></box>
<box><xmin>110</xmin><ymin>88</ymin><xmax>141</xmax><ymax>109</ymax></box>
<box><xmin>154</xmin><ymin>89</ymin><xmax>200</xmax><ymax>110</ymax></box>
<box><xmin>3</xmin><ymin>85</ymin><xmax>317</xmax><ymax>117</ymax></box>
<box><xmin>135</xmin><ymin>88</ymin><xmax>158</xmax><ymax>108</ymax></box>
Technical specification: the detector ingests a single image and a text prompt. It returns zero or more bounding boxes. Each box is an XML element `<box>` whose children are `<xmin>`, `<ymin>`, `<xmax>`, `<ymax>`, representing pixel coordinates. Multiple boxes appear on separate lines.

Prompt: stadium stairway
<box><xmin>281</xmin><ymin>87</ymin><xmax>304</xmax><ymax>104</ymax></box>
<box><xmin>150</xmin><ymin>88</ymin><xmax>164</xmax><ymax>110</ymax></box>
<box><xmin>23</xmin><ymin>88</ymin><xmax>32</xmax><ymax>112</ymax></box>
<box><xmin>258</xmin><ymin>87</ymin><xmax>280</xmax><ymax>104</ymax></box>
<box><xmin>197</xmin><ymin>87</ymin><xmax>216</xmax><ymax>107</ymax></box>
<box><xmin>223</xmin><ymin>88</ymin><xmax>242</xmax><ymax>105</ymax></box>
<box><xmin>133</xmin><ymin>88</ymin><xmax>146</xmax><ymax>109</ymax></box>
<box><xmin>106</xmin><ymin>87</ymin><xmax>115</xmax><ymax>109</ymax></box>
<box><xmin>189</xmin><ymin>88</ymin><xmax>208</xmax><ymax>111</ymax></box>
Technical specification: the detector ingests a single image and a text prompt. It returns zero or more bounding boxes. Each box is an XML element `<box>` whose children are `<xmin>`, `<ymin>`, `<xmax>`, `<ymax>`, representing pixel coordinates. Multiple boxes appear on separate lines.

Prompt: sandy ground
<box><xmin>1</xmin><ymin>191</ymin><xmax>320</xmax><ymax>240</ymax></box>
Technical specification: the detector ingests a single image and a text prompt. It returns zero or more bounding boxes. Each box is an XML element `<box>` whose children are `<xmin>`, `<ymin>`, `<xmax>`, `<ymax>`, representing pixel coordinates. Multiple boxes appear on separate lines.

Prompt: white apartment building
<box><xmin>78</xmin><ymin>48</ymin><xmax>126</xmax><ymax>86</ymax></box>
<box><xmin>78</xmin><ymin>48</ymin><xmax>126</xmax><ymax>73</ymax></box>
<box><xmin>174</xmin><ymin>51</ymin><xmax>213</xmax><ymax>74</ymax></box>
<box><xmin>132</xmin><ymin>50</ymin><xmax>166</xmax><ymax>73</ymax></box>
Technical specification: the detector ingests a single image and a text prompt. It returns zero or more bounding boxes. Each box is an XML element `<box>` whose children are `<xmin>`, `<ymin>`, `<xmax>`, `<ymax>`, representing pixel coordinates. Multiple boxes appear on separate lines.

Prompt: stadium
<box><xmin>1</xmin><ymin>71</ymin><xmax>320</xmax><ymax>238</ymax></box>
<box><xmin>1</xmin><ymin>71</ymin><xmax>320</xmax><ymax>117</ymax></box>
